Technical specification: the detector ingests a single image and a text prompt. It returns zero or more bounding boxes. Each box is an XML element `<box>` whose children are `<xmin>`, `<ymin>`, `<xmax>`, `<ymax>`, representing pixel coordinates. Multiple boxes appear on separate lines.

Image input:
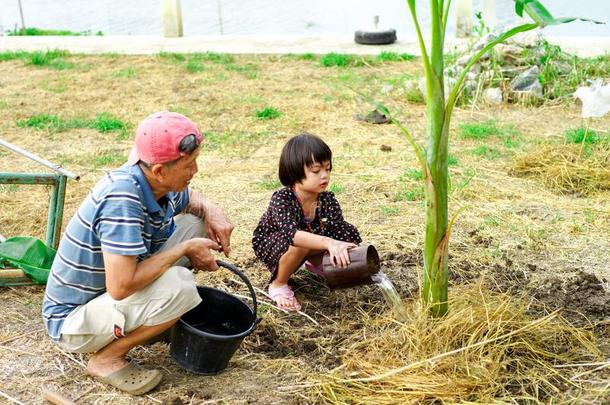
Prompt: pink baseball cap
<box><xmin>128</xmin><ymin>111</ymin><xmax>203</xmax><ymax>165</ymax></box>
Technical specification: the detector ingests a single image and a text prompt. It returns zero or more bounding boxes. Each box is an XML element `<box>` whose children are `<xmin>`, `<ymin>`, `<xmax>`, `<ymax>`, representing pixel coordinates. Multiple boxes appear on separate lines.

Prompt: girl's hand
<box><xmin>326</xmin><ymin>239</ymin><xmax>357</xmax><ymax>268</ymax></box>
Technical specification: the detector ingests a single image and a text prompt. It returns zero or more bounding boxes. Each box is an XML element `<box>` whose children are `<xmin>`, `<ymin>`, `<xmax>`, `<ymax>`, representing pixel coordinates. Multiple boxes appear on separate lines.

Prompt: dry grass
<box><xmin>0</xmin><ymin>52</ymin><xmax>609</xmax><ymax>404</ymax></box>
<box><xmin>511</xmin><ymin>144</ymin><xmax>610</xmax><ymax>195</ymax></box>
<box><xmin>312</xmin><ymin>283</ymin><xmax>606</xmax><ymax>404</ymax></box>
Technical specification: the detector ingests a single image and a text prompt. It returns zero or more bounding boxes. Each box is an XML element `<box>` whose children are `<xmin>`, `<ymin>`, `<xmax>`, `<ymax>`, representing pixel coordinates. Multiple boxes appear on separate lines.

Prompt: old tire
<box><xmin>354</xmin><ymin>29</ymin><xmax>396</xmax><ymax>45</ymax></box>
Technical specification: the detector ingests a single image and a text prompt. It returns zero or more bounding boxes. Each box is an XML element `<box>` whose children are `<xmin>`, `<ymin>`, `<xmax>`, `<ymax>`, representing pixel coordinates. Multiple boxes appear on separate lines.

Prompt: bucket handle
<box><xmin>216</xmin><ymin>260</ymin><xmax>259</xmax><ymax>321</ymax></box>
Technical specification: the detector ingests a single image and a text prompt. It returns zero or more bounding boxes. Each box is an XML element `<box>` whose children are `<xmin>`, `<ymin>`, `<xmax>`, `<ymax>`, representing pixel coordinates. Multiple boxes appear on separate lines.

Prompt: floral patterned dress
<box><xmin>252</xmin><ymin>187</ymin><xmax>361</xmax><ymax>278</ymax></box>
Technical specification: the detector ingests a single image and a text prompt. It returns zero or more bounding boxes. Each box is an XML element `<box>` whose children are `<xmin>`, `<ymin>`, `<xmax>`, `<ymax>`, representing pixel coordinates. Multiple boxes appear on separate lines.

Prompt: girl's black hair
<box><xmin>278</xmin><ymin>133</ymin><xmax>332</xmax><ymax>186</ymax></box>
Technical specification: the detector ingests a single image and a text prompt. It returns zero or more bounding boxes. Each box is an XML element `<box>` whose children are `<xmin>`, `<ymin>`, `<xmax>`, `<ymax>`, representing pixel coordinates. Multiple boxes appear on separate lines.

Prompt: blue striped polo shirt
<box><xmin>42</xmin><ymin>163</ymin><xmax>189</xmax><ymax>341</ymax></box>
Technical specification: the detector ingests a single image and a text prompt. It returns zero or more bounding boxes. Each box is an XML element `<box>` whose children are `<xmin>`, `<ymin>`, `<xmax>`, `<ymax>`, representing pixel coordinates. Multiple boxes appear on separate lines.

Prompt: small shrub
<box><xmin>28</xmin><ymin>50</ymin><xmax>70</xmax><ymax>67</ymax></box>
<box><xmin>255</xmin><ymin>107</ymin><xmax>281</xmax><ymax>120</ymax></box>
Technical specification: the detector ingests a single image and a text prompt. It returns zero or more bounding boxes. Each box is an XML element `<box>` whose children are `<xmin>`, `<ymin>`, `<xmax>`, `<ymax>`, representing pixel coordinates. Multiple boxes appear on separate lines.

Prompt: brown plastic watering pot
<box><xmin>322</xmin><ymin>244</ymin><xmax>380</xmax><ymax>289</ymax></box>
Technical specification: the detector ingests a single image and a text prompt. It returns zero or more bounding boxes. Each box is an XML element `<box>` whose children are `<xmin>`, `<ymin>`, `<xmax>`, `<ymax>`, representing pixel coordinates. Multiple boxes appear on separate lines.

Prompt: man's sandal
<box><xmin>94</xmin><ymin>362</ymin><xmax>162</xmax><ymax>395</ymax></box>
<box><xmin>268</xmin><ymin>284</ymin><xmax>301</xmax><ymax>312</ymax></box>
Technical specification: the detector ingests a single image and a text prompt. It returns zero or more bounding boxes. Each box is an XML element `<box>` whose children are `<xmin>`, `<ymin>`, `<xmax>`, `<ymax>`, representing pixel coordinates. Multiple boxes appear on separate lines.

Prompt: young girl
<box><xmin>252</xmin><ymin>133</ymin><xmax>361</xmax><ymax>311</ymax></box>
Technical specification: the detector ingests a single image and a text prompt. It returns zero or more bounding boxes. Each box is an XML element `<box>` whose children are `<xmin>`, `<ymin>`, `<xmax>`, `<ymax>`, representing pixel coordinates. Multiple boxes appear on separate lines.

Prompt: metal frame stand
<box><xmin>0</xmin><ymin>138</ymin><xmax>79</xmax><ymax>285</ymax></box>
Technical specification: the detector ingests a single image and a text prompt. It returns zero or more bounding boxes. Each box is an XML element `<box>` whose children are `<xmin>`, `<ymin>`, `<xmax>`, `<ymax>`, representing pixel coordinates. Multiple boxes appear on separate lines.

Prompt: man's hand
<box><xmin>204</xmin><ymin>204</ymin><xmax>234</xmax><ymax>257</ymax></box>
<box><xmin>186</xmin><ymin>190</ymin><xmax>234</xmax><ymax>257</ymax></box>
<box><xmin>185</xmin><ymin>238</ymin><xmax>222</xmax><ymax>271</ymax></box>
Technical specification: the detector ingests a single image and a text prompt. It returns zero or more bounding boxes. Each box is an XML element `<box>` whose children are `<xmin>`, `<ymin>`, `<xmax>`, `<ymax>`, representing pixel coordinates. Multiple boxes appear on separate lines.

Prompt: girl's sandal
<box><xmin>94</xmin><ymin>362</ymin><xmax>162</xmax><ymax>395</ymax></box>
<box><xmin>268</xmin><ymin>284</ymin><xmax>301</xmax><ymax>311</ymax></box>
<box><xmin>304</xmin><ymin>261</ymin><xmax>325</xmax><ymax>278</ymax></box>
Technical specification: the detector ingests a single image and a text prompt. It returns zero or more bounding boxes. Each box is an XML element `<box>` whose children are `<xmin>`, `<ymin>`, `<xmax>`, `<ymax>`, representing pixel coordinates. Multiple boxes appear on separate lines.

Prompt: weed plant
<box><xmin>255</xmin><ymin>107</ymin><xmax>281</xmax><ymax>120</ymax></box>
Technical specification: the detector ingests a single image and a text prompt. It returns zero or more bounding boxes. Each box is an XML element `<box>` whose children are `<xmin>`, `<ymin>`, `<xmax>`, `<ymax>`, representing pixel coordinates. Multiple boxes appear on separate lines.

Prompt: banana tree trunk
<box><xmin>421</xmin><ymin>1</ymin><xmax>450</xmax><ymax>318</ymax></box>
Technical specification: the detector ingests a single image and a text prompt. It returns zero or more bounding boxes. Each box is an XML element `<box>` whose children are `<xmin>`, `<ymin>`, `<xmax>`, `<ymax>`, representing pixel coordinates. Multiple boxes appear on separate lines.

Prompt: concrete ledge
<box><xmin>0</xmin><ymin>34</ymin><xmax>608</xmax><ymax>57</ymax></box>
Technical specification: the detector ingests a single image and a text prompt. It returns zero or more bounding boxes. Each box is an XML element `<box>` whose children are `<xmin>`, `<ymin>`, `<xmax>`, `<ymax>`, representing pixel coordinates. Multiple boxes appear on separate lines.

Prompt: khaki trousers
<box><xmin>58</xmin><ymin>214</ymin><xmax>205</xmax><ymax>353</ymax></box>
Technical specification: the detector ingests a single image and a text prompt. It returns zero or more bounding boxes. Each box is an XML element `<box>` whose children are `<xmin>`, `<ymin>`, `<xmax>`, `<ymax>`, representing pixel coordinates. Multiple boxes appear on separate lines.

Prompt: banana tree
<box><xmin>387</xmin><ymin>0</ymin><xmax>602</xmax><ymax>317</ymax></box>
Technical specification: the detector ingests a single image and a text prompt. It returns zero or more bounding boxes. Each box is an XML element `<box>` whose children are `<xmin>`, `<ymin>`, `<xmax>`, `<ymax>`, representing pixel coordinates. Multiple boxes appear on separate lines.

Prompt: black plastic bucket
<box><xmin>170</xmin><ymin>260</ymin><xmax>260</xmax><ymax>375</ymax></box>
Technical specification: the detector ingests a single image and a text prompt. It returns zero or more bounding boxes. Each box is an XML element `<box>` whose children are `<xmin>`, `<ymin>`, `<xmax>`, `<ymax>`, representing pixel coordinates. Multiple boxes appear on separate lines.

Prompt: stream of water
<box><xmin>372</xmin><ymin>271</ymin><xmax>409</xmax><ymax>322</ymax></box>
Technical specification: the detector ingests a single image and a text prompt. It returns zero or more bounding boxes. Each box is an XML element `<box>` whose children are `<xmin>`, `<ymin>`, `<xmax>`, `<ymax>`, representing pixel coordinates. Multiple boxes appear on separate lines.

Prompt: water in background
<box><xmin>1</xmin><ymin>0</ymin><xmax>608</xmax><ymax>37</ymax></box>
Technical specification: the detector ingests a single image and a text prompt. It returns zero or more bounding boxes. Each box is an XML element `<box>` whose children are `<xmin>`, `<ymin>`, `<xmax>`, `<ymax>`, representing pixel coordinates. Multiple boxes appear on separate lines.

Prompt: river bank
<box><xmin>1</xmin><ymin>34</ymin><xmax>609</xmax><ymax>57</ymax></box>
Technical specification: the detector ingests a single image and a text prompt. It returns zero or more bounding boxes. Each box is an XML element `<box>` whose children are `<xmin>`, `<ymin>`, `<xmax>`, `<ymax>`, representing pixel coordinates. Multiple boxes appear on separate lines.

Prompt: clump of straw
<box><xmin>313</xmin><ymin>284</ymin><xmax>605</xmax><ymax>404</ymax></box>
<box><xmin>511</xmin><ymin>144</ymin><xmax>610</xmax><ymax>195</ymax></box>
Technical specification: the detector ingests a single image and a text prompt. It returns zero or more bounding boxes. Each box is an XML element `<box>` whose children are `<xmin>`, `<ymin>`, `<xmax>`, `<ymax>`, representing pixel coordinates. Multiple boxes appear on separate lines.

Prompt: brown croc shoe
<box><xmin>96</xmin><ymin>363</ymin><xmax>162</xmax><ymax>395</ymax></box>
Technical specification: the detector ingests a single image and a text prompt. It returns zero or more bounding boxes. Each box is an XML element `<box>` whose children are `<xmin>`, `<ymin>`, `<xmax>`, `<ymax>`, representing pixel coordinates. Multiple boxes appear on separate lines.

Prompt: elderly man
<box><xmin>42</xmin><ymin>111</ymin><xmax>233</xmax><ymax>395</ymax></box>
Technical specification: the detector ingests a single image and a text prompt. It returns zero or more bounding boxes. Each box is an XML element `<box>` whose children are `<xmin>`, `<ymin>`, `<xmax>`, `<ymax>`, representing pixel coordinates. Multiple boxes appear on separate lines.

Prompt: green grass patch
<box><xmin>459</xmin><ymin>120</ymin><xmax>502</xmax><ymax>140</ymax></box>
<box><xmin>257</xmin><ymin>178</ymin><xmax>282</xmax><ymax>191</ymax></box>
<box><xmin>225</xmin><ymin>62</ymin><xmax>259</xmax><ymax>79</ymax></box>
<box><xmin>17</xmin><ymin>114</ymin><xmax>66</xmax><ymax>131</ymax></box>
<box><xmin>281</xmin><ymin>53</ymin><xmax>316</xmax><ymax>61</ymax></box>
<box><xmin>0</xmin><ymin>51</ymin><xmax>28</xmax><ymax>62</ymax></box>
<box><xmin>255</xmin><ymin>107</ymin><xmax>281</xmax><ymax>120</ymax></box>
<box><xmin>185</xmin><ymin>57</ymin><xmax>205</xmax><ymax>73</ymax></box>
<box><xmin>17</xmin><ymin>113</ymin><xmax>126</xmax><ymax>133</ymax></box>
<box><xmin>459</xmin><ymin>120</ymin><xmax>523</xmax><ymax>148</ymax></box>
<box><xmin>380</xmin><ymin>205</ymin><xmax>400</xmax><ymax>216</ymax></box>
<box><xmin>203</xmin><ymin>130</ymin><xmax>270</xmax><ymax>156</ymax></box>
<box><xmin>93</xmin><ymin>153</ymin><xmax>125</xmax><ymax>169</ymax></box>
<box><xmin>329</xmin><ymin>183</ymin><xmax>344</xmax><ymax>194</ymax></box>
<box><xmin>400</xmin><ymin>168</ymin><xmax>423</xmax><ymax>182</ymax></box>
<box><xmin>113</xmin><ymin>66</ymin><xmax>138</xmax><ymax>79</ymax></box>
<box><xmin>394</xmin><ymin>187</ymin><xmax>425</xmax><ymax>202</ymax></box>
<box><xmin>6</xmin><ymin>27</ymin><xmax>102</xmax><ymax>36</ymax></box>
<box><xmin>565</xmin><ymin>127</ymin><xmax>601</xmax><ymax>144</ymax></box>
<box><xmin>90</xmin><ymin>113</ymin><xmax>126</xmax><ymax>133</ymax></box>
<box><xmin>447</xmin><ymin>155</ymin><xmax>459</xmax><ymax>166</ymax></box>
<box><xmin>158</xmin><ymin>52</ymin><xmax>186</xmax><ymax>62</ymax></box>
<box><xmin>199</xmin><ymin>52</ymin><xmax>235</xmax><ymax>65</ymax></box>
<box><xmin>377</xmin><ymin>51</ymin><xmax>415</xmax><ymax>62</ymax></box>
<box><xmin>471</xmin><ymin>146</ymin><xmax>500</xmax><ymax>159</ymax></box>
<box><xmin>320</xmin><ymin>53</ymin><xmax>364</xmax><ymax>68</ymax></box>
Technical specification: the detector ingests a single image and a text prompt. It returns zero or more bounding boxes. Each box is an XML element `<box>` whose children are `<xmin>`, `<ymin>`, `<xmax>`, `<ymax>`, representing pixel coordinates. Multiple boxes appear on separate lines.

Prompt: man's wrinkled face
<box><xmin>162</xmin><ymin>148</ymin><xmax>200</xmax><ymax>191</ymax></box>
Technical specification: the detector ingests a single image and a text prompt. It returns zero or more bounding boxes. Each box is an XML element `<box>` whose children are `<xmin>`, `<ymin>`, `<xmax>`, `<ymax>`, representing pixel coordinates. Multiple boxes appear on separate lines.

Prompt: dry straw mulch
<box><xmin>511</xmin><ymin>144</ymin><xmax>610</xmax><ymax>195</ymax></box>
<box><xmin>311</xmin><ymin>284</ymin><xmax>607</xmax><ymax>404</ymax></box>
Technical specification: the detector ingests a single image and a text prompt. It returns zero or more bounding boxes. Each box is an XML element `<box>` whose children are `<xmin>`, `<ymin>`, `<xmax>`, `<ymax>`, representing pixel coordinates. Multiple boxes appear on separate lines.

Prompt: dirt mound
<box><xmin>530</xmin><ymin>270</ymin><xmax>610</xmax><ymax>324</ymax></box>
